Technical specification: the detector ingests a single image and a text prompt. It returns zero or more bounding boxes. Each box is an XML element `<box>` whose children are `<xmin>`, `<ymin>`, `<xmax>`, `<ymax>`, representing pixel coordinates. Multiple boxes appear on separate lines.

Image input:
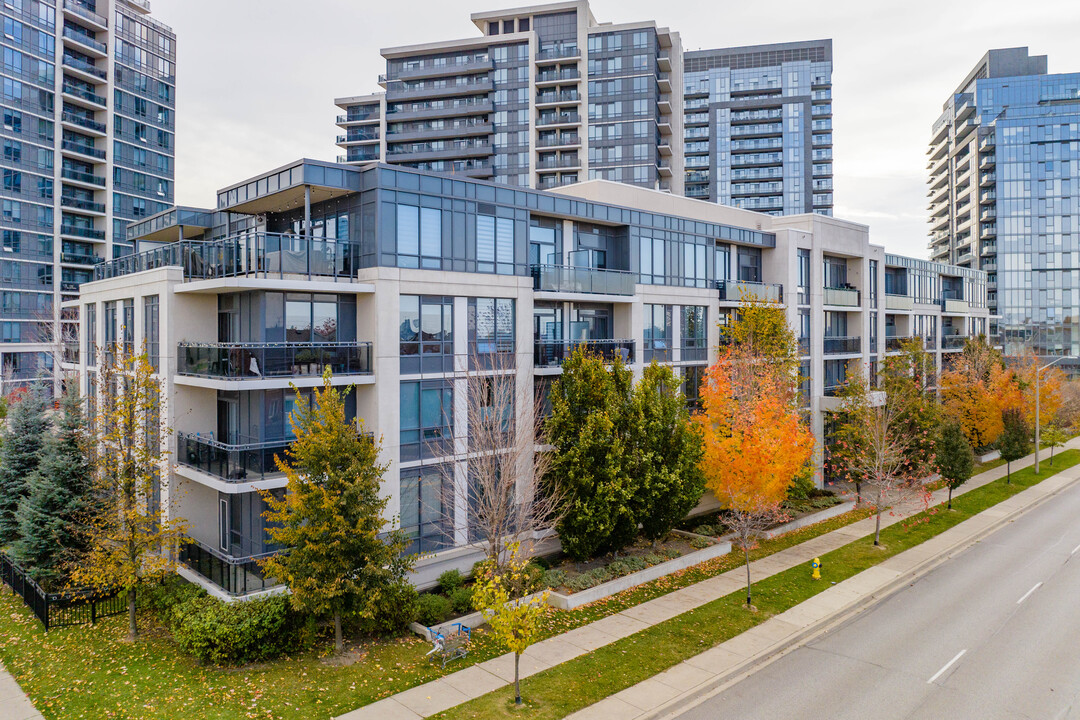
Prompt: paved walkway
<box><xmin>0</xmin><ymin>660</ymin><xmax>44</xmax><ymax>720</ymax></box>
<box><xmin>338</xmin><ymin>441</ymin><xmax>1080</xmax><ymax>720</ymax></box>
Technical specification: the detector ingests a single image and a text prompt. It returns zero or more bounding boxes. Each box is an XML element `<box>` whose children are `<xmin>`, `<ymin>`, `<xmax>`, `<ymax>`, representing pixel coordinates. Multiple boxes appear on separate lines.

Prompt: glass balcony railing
<box><xmin>62</xmin><ymin>82</ymin><xmax>107</xmax><ymax>106</ymax></box>
<box><xmin>61</xmin><ymin>167</ymin><xmax>106</xmax><ymax>186</ymax></box>
<box><xmin>716</xmin><ymin>279</ymin><xmax>783</xmax><ymax>303</ymax></box>
<box><xmin>61</xmin><ymin>111</ymin><xmax>106</xmax><ymax>134</ymax></box>
<box><xmin>62</xmin><ymin>28</ymin><xmax>107</xmax><ymax>54</ymax></box>
<box><xmin>61</xmin><ymin>139</ymin><xmax>106</xmax><ymax>159</ymax></box>
<box><xmin>62</xmin><ymin>54</ymin><xmax>107</xmax><ymax>80</ymax></box>
<box><xmin>942</xmin><ymin>335</ymin><xmax>968</xmax><ymax>350</ymax></box>
<box><xmin>534</xmin><ymin>338</ymin><xmax>635</xmax><ymax>367</ymax></box>
<box><xmin>179</xmin><ymin>538</ymin><xmax>281</xmax><ymax>598</ymax></box>
<box><xmin>531</xmin><ymin>264</ymin><xmax>636</xmax><ymax>295</ymax></box>
<box><xmin>940</xmin><ymin>298</ymin><xmax>969</xmax><ymax>313</ymax></box>
<box><xmin>63</xmin><ymin>0</ymin><xmax>108</xmax><ymax>27</ymax></box>
<box><xmin>823</xmin><ymin>336</ymin><xmax>861</xmax><ymax>354</ymax></box>
<box><xmin>823</xmin><ymin>286</ymin><xmax>860</xmax><ymax>306</ymax></box>
<box><xmin>177</xmin><ymin>342</ymin><xmax>373</xmax><ymax>379</ymax></box>
<box><xmin>95</xmin><ymin>233</ymin><xmax>362</xmax><ymax>282</ymax></box>
<box><xmin>177</xmin><ymin>432</ymin><xmax>292</xmax><ymax>482</ymax></box>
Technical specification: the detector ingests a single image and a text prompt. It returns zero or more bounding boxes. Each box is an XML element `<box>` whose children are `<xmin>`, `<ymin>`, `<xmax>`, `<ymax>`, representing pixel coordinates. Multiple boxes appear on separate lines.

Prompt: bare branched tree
<box><xmin>432</xmin><ymin>347</ymin><xmax>562</xmax><ymax>569</ymax></box>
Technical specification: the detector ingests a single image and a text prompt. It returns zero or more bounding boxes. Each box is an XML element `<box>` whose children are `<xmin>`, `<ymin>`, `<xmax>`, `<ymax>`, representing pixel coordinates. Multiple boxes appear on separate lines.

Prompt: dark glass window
<box><xmin>400</xmin><ymin>295</ymin><xmax>454</xmax><ymax>373</ymax></box>
<box><xmin>399</xmin><ymin>379</ymin><xmax>453</xmax><ymax>461</ymax></box>
<box><xmin>400</xmin><ymin>464</ymin><xmax>453</xmax><ymax>553</ymax></box>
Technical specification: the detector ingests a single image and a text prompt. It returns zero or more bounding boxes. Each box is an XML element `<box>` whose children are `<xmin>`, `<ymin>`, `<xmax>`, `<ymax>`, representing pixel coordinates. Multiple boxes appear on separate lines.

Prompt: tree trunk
<box><xmin>1006</xmin><ymin>460</ymin><xmax>1011</xmax><ymax>484</ymax></box>
<box><xmin>873</xmin><ymin>486</ymin><xmax>883</xmax><ymax>546</ymax></box>
<box><xmin>514</xmin><ymin>652</ymin><xmax>522</xmax><ymax>705</ymax></box>
<box><xmin>334</xmin><ymin>611</ymin><xmax>343</xmax><ymax>653</ymax></box>
<box><xmin>127</xmin><ymin>587</ymin><xmax>137</xmax><ymax>641</ymax></box>
<box><xmin>744</xmin><ymin>545</ymin><xmax>752</xmax><ymax>606</ymax></box>
<box><xmin>1051</xmin><ymin>446</ymin><xmax>1056</xmax><ymax>466</ymax></box>
<box><xmin>947</xmin><ymin>485</ymin><xmax>953</xmax><ymax>510</ymax></box>
<box><xmin>855</xmin><ymin>480</ymin><xmax>862</xmax><ymax>505</ymax></box>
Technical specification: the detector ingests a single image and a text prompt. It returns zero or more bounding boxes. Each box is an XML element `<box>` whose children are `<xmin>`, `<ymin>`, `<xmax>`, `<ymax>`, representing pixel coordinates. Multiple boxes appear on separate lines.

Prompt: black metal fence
<box><xmin>0</xmin><ymin>552</ymin><xmax>124</xmax><ymax>631</ymax></box>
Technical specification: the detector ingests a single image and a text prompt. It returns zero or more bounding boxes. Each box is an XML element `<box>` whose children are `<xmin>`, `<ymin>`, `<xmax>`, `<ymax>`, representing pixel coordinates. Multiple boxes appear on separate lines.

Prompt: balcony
<box><xmin>536</xmin><ymin>69</ymin><xmax>580</xmax><ymax>84</ymax></box>
<box><xmin>60</xmin><ymin>252</ymin><xmax>102</xmax><ymax>266</ymax></box>
<box><xmin>61</xmin><ymin>139</ymin><xmax>106</xmax><ymax>160</ymax></box>
<box><xmin>534</xmin><ymin>339</ymin><xmax>634</xmax><ymax>368</ymax></box>
<box><xmin>531</xmin><ymin>264</ymin><xmax>636</xmax><ymax>295</ymax></box>
<box><xmin>61</xmin><ymin>167</ymin><xmax>106</xmax><ymax>187</ymax></box>
<box><xmin>942</xmin><ymin>335</ymin><xmax>968</xmax><ymax>350</ymax></box>
<box><xmin>716</xmin><ymin>279</ymin><xmax>783</xmax><ymax>303</ymax></box>
<box><xmin>61</xmin><ymin>111</ymin><xmax>106</xmax><ymax>135</ymax></box>
<box><xmin>60</xmin><ymin>195</ymin><xmax>106</xmax><ymax>213</ymax></box>
<box><xmin>537</xmin><ymin>134</ymin><xmax>580</xmax><ymax>148</ymax></box>
<box><xmin>885</xmin><ymin>336</ymin><xmax>914</xmax><ymax>352</ymax></box>
<box><xmin>96</xmin><ymin>233</ymin><xmax>362</xmax><ymax>283</ymax></box>
<box><xmin>62</xmin><ymin>28</ymin><xmax>106</xmax><ymax>55</ymax></box>
<box><xmin>536</xmin><ymin>156</ymin><xmax>581</xmax><ymax>170</ymax></box>
<box><xmin>62</xmin><ymin>82</ymin><xmax>107</xmax><ymax>107</ymax></box>
<box><xmin>537</xmin><ymin>112</ymin><xmax>581</xmax><ymax>128</ymax></box>
<box><xmin>60</xmin><ymin>224</ymin><xmax>105</xmax><ymax>240</ymax></box>
<box><xmin>823</xmin><ymin>286</ymin><xmax>860</xmax><ymax>306</ymax></box>
<box><xmin>63</xmin><ymin>0</ymin><xmax>107</xmax><ymax>28</ymax></box>
<box><xmin>536</xmin><ymin>45</ymin><xmax>580</xmax><ymax>61</ymax></box>
<box><xmin>177</xmin><ymin>342</ymin><xmax>373</xmax><ymax>379</ymax></box>
<box><xmin>536</xmin><ymin>91</ymin><xmax>580</xmax><ymax>106</ymax></box>
<box><xmin>177</xmin><ymin>432</ymin><xmax>292</xmax><ymax>483</ymax></box>
<box><xmin>940</xmin><ymin>298</ymin><xmax>969</xmax><ymax>313</ymax></box>
<box><xmin>884</xmin><ymin>293</ymin><xmax>914</xmax><ymax>311</ymax></box>
<box><xmin>824</xmin><ymin>336</ymin><xmax>861</xmax><ymax>354</ymax></box>
<box><xmin>179</xmin><ymin>538</ymin><xmax>281</xmax><ymax>598</ymax></box>
<box><xmin>62</xmin><ymin>55</ymin><xmax>107</xmax><ymax>81</ymax></box>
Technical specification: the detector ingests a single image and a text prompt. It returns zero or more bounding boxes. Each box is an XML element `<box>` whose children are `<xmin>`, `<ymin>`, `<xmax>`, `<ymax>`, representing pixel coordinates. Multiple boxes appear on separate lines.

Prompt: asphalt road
<box><xmin>675</xmin><ymin>475</ymin><xmax>1080</xmax><ymax>720</ymax></box>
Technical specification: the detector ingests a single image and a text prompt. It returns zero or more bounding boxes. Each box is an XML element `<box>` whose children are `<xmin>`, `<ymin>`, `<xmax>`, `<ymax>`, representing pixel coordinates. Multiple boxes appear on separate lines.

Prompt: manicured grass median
<box><xmin>435</xmin><ymin>450</ymin><xmax>1080</xmax><ymax>719</ymax></box>
<box><xmin>0</xmin><ymin>503</ymin><xmax>872</xmax><ymax>719</ymax></box>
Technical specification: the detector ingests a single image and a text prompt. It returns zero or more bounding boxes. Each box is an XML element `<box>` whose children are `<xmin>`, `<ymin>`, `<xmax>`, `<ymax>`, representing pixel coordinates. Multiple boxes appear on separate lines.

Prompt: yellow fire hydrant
<box><xmin>811</xmin><ymin>557</ymin><xmax>821</xmax><ymax>581</ymax></box>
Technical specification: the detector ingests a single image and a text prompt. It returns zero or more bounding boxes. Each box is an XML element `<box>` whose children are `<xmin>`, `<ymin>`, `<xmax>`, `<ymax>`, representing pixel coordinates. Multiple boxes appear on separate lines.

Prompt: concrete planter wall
<box><xmin>979</xmin><ymin>449</ymin><xmax>1001</xmax><ymax>463</ymax></box>
<box><xmin>546</xmin><ymin>538</ymin><xmax>733</xmax><ymax>610</ymax></box>
<box><xmin>763</xmin><ymin>501</ymin><xmax>856</xmax><ymax>539</ymax></box>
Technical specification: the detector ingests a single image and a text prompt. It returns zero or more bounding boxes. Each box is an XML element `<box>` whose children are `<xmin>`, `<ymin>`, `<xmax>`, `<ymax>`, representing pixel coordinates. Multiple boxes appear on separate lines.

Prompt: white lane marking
<box><xmin>1072</xmin><ymin>543</ymin><xmax>1080</xmax><ymax>555</ymax></box>
<box><xmin>927</xmin><ymin>649</ymin><xmax>967</xmax><ymax>685</ymax></box>
<box><xmin>1017</xmin><ymin>582</ymin><xmax>1043</xmax><ymax>605</ymax></box>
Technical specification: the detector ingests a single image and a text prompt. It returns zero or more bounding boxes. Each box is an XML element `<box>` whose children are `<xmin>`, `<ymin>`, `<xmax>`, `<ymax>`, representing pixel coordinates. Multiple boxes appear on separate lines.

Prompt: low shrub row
<box><xmin>548</xmin><ymin>547</ymin><xmax>684</xmax><ymax>593</ymax></box>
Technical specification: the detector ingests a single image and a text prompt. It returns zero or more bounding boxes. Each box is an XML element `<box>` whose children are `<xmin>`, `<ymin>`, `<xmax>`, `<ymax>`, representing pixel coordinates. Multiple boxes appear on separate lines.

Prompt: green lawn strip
<box><xmin>435</xmin><ymin>450</ymin><xmax>1080</xmax><ymax>720</ymax></box>
<box><xmin>0</xmin><ymin>504</ymin><xmax>873</xmax><ymax>720</ymax></box>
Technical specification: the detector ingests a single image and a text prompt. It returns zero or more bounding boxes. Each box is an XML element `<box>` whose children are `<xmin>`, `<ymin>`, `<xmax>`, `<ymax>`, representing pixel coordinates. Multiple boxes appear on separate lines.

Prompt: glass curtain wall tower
<box><xmin>682</xmin><ymin>40</ymin><xmax>833</xmax><ymax>215</ymax></box>
<box><xmin>927</xmin><ymin>47</ymin><xmax>1080</xmax><ymax>353</ymax></box>
<box><xmin>0</xmin><ymin>0</ymin><xmax>175</xmax><ymax>391</ymax></box>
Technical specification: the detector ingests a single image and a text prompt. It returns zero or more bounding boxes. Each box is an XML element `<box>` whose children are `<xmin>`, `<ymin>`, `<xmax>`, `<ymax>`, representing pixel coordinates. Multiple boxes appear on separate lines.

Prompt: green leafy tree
<box><xmin>546</xmin><ymin>349</ymin><xmax>637</xmax><ymax>559</ymax></box>
<box><xmin>721</xmin><ymin>296</ymin><xmax>800</xmax><ymax>377</ymax></box>
<box><xmin>0</xmin><ymin>385</ymin><xmax>49</xmax><ymax>547</ymax></box>
<box><xmin>12</xmin><ymin>389</ymin><xmax>93</xmax><ymax>586</ymax></box>
<box><xmin>472</xmin><ymin>542</ymin><xmax>548</xmax><ymax>706</ymax></box>
<box><xmin>260</xmin><ymin>370</ymin><xmax>413</xmax><ymax>653</ymax></box>
<box><xmin>825</xmin><ymin>369</ymin><xmax>872</xmax><ymax>499</ymax></box>
<box><xmin>936</xmin><ymin>420</ymin><xmax>974</xmax><ymax>510</ymax></box>
<box><xmin>631</xmin><ymin>363</ymin><xmax>705</xmax><ymax>543</ymax></box>
<box><xmin>999</xmin><ymin>408</ymin><xmax>1031</xmax><ymax>484</ymax></box>
<box><xmin>73</xmin><ymin>345</ymin><xmax>187</xmax><ymax>641</ymax></box>
<box><xmin>1042</xmin><ymin>424</ymin><xmax>1068</xmax><ymax>466</ymax></box>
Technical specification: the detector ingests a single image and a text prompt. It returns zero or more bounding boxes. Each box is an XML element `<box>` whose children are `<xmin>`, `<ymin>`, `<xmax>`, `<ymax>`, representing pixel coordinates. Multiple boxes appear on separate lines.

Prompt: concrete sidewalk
<box><xmin>337</xmin><ymin>441</ymin><xmax>1080</xmax><ymax>720</ymax></box>
<box><xmin>0</xmin><ymin>661</ymin><xmax>44</xmax><ymax>720</ymax></box>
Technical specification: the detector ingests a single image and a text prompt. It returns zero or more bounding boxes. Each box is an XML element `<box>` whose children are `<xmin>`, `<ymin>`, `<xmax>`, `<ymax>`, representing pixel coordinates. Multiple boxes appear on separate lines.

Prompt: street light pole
<box><xmin>1034</xmin><ymin>356</ymin><xmax>1069</xmax><ymax>475</ymax></box>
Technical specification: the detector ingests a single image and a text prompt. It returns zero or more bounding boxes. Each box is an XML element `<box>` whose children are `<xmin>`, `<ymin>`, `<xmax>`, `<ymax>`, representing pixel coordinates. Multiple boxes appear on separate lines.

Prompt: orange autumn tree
<box><xmin>698</xmin><ymin>301</ymin><xmax>813</xmax><ymax>609</ymax></box>
<box><xmin>1013</xmin><ymin>350</ymin><xmax>1065</xmax><ymax>431</ymax></box>
<box><xmin>941</xmin><ymin>337</ymin><xmax>1021</xmax><ymax>450</ymax></box>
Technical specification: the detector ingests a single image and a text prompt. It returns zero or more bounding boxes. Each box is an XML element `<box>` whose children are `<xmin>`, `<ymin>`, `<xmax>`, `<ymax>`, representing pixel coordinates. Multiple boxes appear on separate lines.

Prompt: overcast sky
<box><xmin>153</xmin><ymin>0</ymin><xmax>1080</xmax><ymax>259</ymax></box>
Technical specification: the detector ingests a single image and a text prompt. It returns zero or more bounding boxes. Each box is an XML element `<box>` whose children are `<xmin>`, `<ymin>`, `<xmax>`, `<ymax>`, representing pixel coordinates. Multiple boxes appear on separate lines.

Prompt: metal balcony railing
<box><xmin>177</xmin><ymin>342</ymin><xmax>373</xmax><ymax>379</ymax></box>
<box><xmin>885</xmin><ymin>336</ymin><xmax>914</xmax><ymax>352</ymax></box>
<box><xmin>823</xmin><ymin>336</ymin><xmax>861</xmax><ymax>354</ymax></box>
<box><xmin>533</xmin><ymin>339</ymin><xmax>634</xmax><ymax>368</ymax></box>
<box><xmin>178</xmin><ymin>538</ymin><xmax>281</xmax><ymax>597</ymax></box>
<box><xmin>531</xmin><ymin>264</ymin><xmax>636</xmax><ymax>295</ymax></box>
<box><xmin>716</xmin><ymin>279</ymin><xmax>783</xmax><ymax>303</ymax></box>
<box><xmin>177</xmin><ymin>432</ymin><xmax>292</xmax><ymax>482</ymax></box>
<box><xmin>95</xmin><ymin>233</ymin><xmax>362</xmax><ymax>282</ymax></box>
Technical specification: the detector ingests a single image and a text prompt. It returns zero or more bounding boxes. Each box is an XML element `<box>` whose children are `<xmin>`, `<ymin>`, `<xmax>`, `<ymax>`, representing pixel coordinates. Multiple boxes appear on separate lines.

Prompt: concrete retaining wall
<box><xmin>763</xmin><ymin>501</ymin><xmax>857</xmax><ymax>539</ymax></box>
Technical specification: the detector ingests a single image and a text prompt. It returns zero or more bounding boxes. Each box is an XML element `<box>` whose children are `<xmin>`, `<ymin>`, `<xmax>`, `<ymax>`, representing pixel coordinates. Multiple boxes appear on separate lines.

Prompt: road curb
<box><xmin>638</xmin><ymin>469</ymin><xmax>1080</xmax><ymax>720</ymax></box>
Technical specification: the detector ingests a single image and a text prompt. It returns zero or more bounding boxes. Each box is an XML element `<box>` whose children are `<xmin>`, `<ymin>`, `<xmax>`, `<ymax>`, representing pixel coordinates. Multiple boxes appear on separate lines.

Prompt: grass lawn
<box><xmin>0</xmin><ymin>505</ymin><xmax>874</xmax><ymax>719</ymax></box>
<box><xmin>434</xmin><ymin>449</ymin><xmax>1080</xmax><ymax>719</ymax></box>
